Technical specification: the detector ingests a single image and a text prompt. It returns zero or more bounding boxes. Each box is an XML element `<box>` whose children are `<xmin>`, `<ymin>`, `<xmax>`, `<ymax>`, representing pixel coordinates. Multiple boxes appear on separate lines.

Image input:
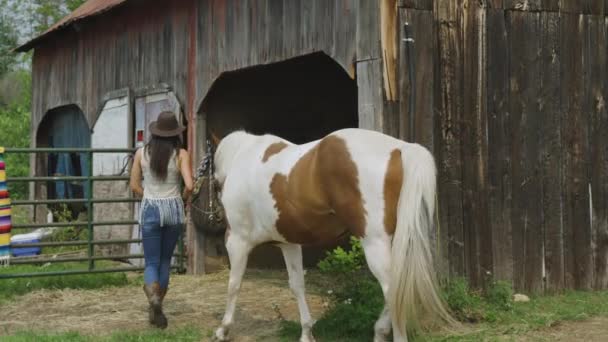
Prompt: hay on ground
<box><xmin>0</xmin><ymin>269</ymin><xmax>327</xmax><ymax>341</ymax></box>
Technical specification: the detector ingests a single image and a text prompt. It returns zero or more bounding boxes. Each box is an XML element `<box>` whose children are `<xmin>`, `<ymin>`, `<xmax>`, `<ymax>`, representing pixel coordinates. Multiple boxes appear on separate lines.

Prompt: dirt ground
<box><xmin>2</xmin><ymin>268</ymin><xmax>608</xmax><ymax>341</ymax></box>
<box><xmin>518</xmin><ymin>317</ymin><xmax>608</xmax><ymax>342</ymax></box>
<box><xmin>0</xmin><ymin>269</ymin><xmax>327</xmax><ymax>341</ymax></box>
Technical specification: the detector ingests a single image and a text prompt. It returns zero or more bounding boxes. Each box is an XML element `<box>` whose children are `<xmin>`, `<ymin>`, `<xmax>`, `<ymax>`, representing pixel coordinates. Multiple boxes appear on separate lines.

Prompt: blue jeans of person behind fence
<box><xmin>141</xmin><ymin>204</ymin><xmax>182</xmax><ymax>289</ymax></box>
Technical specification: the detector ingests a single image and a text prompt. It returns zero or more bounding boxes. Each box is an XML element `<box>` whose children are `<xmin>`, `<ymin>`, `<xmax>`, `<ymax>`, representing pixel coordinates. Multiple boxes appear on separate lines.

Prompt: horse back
<box><xmin>266</xmin><ymin>133</ymin><xmax>368</xmax><ymax>245</ymax></box>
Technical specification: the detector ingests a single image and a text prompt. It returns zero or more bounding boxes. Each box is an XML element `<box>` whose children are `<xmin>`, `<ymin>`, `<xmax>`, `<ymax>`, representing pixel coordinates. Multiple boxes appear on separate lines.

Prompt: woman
<box><xmin>130</xmin><ymin>111</ymin><xmax>193</xmax><ymax>329</ymax></box>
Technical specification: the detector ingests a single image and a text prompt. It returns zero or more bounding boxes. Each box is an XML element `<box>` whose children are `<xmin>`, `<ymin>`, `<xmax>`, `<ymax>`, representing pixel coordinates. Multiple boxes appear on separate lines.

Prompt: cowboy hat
<box><xmin>149</xmin><ymin>111</ymin><xmax>186</xmax><ymax>137</ymax></box>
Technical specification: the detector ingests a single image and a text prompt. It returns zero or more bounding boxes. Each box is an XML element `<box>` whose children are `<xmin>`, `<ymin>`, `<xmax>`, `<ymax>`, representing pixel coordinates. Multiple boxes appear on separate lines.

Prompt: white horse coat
<box><xmin>212</xmin><ymin>128</ymin><xmax>454</xmax><ymax>342</ymax></box>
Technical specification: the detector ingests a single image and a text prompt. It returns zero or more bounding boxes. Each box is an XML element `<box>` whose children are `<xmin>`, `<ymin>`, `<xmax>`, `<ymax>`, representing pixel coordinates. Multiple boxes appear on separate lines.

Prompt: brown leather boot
<box><xmin>143</xmin><ymin>282</ymin><xmax>168</xmax><ymax>329</ymax></box>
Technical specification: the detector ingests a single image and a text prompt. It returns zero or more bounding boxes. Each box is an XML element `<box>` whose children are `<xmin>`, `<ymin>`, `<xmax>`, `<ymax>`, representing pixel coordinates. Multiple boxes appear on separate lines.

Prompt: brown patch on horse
<box><xmin>270</xmin><ymin>135</ymin><xmax>367</xmax><ymax>245</ymax></box>
<box><xmin>383</xmin><ymin>149</ymin><xmax>403</xmax><ymax>236</ymax></box>
<box><xmin>262</xmin><ymin>142</ymin><xmax>288</xmax><ymax>162</ymax></box>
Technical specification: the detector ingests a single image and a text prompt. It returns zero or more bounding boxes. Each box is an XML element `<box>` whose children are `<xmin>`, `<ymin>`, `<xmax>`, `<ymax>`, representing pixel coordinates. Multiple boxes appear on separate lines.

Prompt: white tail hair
<box><xmin>388</xmin><ymin>143</ymin><xmax>456</xmax><ymax>338</ymax></box>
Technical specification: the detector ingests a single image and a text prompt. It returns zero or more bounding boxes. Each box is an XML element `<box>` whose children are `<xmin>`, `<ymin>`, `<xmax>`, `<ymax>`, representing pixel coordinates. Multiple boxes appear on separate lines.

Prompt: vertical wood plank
<box><xmin>487</xmin><ymin>0</ymin><xmax>504</xmax><ymax>9</ymax></box>
<box><xmin>283</xmin><ymin>0</ymin><xmax>301</xmax><ymax>58</ymax></box>
<box><xmin>317</xmin><ymin>0</ymin><xmax>335</xmax><ymax>55</ymax></box>
<box><xmin>560</xmin><ymin>0</ymin><xmax>605</xmax><ymax>15</ymax></box>
<box><xmin>333</xmin><ymin>0</ymin><xmax>357</xmax><ymax>74</ymax></box>
<box><xmin>398</xmin><ymin>0</ymin><xmax>433</xmax><ymax>10</ymax></box>
<box><xmin>267</xmin><ymin>0</ymin><xmax>284</xmax><ymax>60</ymax></box>
<box><xmin>487</xmin><ymin>8</ymin><xmax>513</xmax><ymax>284</ymax></box>
<box><xmin>560</xmin><ymin>13</ymin><xmax>593</xmax><ymax>290</ymax></box>
<box><xmin>592</xmin><ymin>16</ymin><xmax>608</xmax><ymax>290</ymax></box>
<box><xmin>399</xmin><ymin>9</ymin><xmax>435</xmax><ymax>149</ymax></box>
<box><xmin>357</xmin><ymin>0</ymin><xmax>381</xmax><ymax>60</ymax></box>
<box><xmin>434</xmin><ymin>0</ymin><xmax>465</xmax><ymax>278</ymax></box>
<box><xmin>586</xmin><ymin>15</ymin><xmax>607</xmax><ymax>289</ymax></box>
<box><xmin>461</xmin><ymin>3</ymin><xmax>492</xmax><ymax>288</ymax></box>
<box><xmin>300</xmin><ymin>0</ymin><xmax>313</xmax><ymax>52</ymax></box>
<box><xmin>541</xmin><ymin>0</ymin><xmax>560</xmax><ymax>11</ymax></box>
<box><xmin>357</xmin><ymin>60</ymin><xmax>385</xmax><ymax>131</ymax></box>
<box><xmin>508</xmin><ymin>11</ymin><xmax>544</xmax><ymax>293</ymax></box>
<box><xmin>539</xmin><ymin>12</ymin><xmax>564</xmax><ymax>292</ymax></box>
<box><xmin>591</xmin><ymin>16</ymin><xmax>608</xmax><ymax>289</ymax></box>
<box><xmin>504</xmin><ymin>0</ymin><xmax>542</xmax><ymax>10</ymax></box>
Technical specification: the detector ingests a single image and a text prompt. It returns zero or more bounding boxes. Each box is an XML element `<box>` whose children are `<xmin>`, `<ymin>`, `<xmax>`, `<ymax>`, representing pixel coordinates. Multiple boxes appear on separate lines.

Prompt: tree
<box><xmin>0</xmin><ymin>17</ymin><xmax>17</xmax><ymax>77</ymax></box>
<box><xmin>32</xmin><ymin>0</ymin><xmax>66</xmax><ymax>33</ymax></box>
<box><xmin>66</xmin><ymin>0</ymin><xmax>86</xmax><ymax>12</ymax></box>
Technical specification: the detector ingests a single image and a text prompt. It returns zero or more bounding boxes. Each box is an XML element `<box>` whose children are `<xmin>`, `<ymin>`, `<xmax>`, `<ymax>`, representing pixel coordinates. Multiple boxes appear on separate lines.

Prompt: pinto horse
<box><xmin>211</xmin><ymin>128</ymin><xmax>454</xmax><ymax>342</ymax></box>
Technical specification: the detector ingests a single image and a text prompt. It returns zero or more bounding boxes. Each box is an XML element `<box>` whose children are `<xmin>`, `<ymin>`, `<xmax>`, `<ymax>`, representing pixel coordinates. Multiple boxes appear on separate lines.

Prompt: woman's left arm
<box><xmin>179</xmin><ymin>149</ymin><xmax>194</xmax><ymax>201</ymax></box>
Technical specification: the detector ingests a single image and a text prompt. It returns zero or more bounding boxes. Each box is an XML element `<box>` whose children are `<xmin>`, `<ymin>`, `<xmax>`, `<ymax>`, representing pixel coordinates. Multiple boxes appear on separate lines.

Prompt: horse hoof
<box><xmin>300</xmin><ymin>335</ymin><xmax>316</xmax><ymax>342</ymax></box>
<box><xmin>213</xmin><ymin>327</ymin><xmax>230</xmax><ymax>342</ymax></box>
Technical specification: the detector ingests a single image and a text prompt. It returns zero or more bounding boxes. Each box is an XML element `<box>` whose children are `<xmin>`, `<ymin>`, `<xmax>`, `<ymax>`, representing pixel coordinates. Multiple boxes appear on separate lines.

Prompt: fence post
<box><xmin>87</xmin><ymin>151</ymin><xmax>94</xmax><ymax>271</ymax></box>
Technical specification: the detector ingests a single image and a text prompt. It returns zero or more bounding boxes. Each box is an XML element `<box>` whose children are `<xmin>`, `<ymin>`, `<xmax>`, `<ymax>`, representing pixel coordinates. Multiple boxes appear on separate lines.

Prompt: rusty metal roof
<box><xmin>15</xmin><ymin>0</ymin><xmax>129</xmax><ymax>52</ymax></box>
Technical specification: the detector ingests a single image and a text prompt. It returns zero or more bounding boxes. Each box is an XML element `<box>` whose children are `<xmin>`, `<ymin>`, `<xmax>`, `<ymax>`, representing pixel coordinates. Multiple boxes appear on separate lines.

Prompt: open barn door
<box><xmin>130</xmin><ymin>86</ymin><xmax>184</xmax><ymax>266</ymax></box>
<box><xmin>91</xmin><ymin>89</ymin><xmax>134</xmax><ymax>257</ymax></box>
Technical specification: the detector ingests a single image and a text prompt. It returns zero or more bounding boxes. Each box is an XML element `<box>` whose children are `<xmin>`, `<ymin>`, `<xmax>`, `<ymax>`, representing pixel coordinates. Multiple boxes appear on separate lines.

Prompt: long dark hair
<box><xmin>145</xmin><ymin>135</ymin><xmax>181</xmax><ymax>180</ymax></box>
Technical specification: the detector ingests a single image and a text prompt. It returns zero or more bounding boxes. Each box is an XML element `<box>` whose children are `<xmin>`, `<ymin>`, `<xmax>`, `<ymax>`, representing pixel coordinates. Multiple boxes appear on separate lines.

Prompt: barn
<box><xmin>16</xmin><ymin>0</ymin><xmax>608</xmax><ymax>293</ymax></box>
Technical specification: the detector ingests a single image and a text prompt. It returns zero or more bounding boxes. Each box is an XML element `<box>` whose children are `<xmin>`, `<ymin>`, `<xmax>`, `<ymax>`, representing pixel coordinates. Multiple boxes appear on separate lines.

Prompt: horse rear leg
<box><xmin>361</xmin><ymin>234</ymin><xmax>407</xmax><ymax>342</ymax></box>
<box><xmin>213</xmin><ymin>233</ymin><xmax>253</xmax><ymax>341</ymax></box>
<box><xmin>279</xmin><ymin>243</ymin><xmax>316</xmax><ymax>342</ymax></box>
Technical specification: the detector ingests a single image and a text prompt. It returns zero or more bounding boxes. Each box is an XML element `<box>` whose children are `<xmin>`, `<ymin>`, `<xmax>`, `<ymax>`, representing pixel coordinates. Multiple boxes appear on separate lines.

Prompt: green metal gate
<box><xmin>0</xmin><ymin>147</ymin><xmax>186</xmax><ymax>279</ymax></box>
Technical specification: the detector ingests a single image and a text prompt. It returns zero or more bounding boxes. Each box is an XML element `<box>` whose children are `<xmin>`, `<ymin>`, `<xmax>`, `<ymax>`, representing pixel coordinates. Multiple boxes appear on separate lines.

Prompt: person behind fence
<box><xmin>129</xmin><ymin>111</ymin><xmax>193</xmax><ymax>329</ymax></box>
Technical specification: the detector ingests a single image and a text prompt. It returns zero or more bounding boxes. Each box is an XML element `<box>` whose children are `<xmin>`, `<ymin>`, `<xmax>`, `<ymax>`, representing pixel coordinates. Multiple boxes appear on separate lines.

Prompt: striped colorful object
<box><xmin>0</xmin><ymin>147</ymin><xmax>10</xmax><ymax>266</ymax></box>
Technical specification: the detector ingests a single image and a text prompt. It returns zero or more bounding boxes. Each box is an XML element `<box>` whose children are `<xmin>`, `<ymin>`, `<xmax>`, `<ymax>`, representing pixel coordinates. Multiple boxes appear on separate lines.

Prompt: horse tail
<box><xmin>388</xmin><ymin>143</ymin><xmax>455</xmax><ymax>338</ymax></box>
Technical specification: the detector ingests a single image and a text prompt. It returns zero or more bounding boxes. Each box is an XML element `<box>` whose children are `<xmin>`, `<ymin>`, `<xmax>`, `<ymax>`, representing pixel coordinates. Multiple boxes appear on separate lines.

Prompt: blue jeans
<box><xmin>141</xmin><ymin>204</ymin><xmax>182</xmax><ymax>289</ymax></box>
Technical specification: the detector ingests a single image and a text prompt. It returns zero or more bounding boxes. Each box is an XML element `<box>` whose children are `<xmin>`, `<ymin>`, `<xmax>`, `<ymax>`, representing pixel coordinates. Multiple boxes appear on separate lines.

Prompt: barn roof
<box><xmin>15</xmin><ymin>0</ymin><xmax>128</xmax><ymax>52</ymax></box>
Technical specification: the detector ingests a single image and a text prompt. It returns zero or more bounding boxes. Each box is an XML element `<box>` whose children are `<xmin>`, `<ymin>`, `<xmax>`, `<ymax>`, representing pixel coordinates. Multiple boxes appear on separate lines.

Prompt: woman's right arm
<box><xmin>130</xmin><ymin>149</ymin><xmax>144</xmax><ymax>197</ymax></box>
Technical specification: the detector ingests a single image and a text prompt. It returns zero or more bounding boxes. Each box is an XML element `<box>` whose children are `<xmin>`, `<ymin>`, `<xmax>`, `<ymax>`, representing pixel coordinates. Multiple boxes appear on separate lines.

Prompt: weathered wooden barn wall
<box><xmin>28</xmin><ymin>0</ymin><xmax>366</xmax><ymax>274</ymax></box>
<box><xmin>30</xmin><ymin>0</ymin><xmax>192</xmax><ymax>131</ymax></box>
<box><xmin>398</xmin><ymin>0</ymin><xmax>608</xmax><ymax>293</ymax></box>
<box><xmin>26</xmin><ymin>0</ymin><xmax>608</xmax><ymax>292</ymax></box>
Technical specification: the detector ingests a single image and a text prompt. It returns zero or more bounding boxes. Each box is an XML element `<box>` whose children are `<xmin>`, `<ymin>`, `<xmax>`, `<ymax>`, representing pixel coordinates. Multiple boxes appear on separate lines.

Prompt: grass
<box><xmin>278</xmin><ymin>274</ymin><xmax>608</xmax><ymax>341</ymax></box>
<box><xmin>0</xmin><ymin>261</ymin><xmax>130</xmax><ymax>304</ymax></box>
<box><xmin>423</xmin><ymin>289</ymin><xmax>608</xmax><ymax>341</ymax></box>
<box><xmin>2</xmin><ymin>326</ymin><xmax>209</xmax><ymax>342</ymax></box>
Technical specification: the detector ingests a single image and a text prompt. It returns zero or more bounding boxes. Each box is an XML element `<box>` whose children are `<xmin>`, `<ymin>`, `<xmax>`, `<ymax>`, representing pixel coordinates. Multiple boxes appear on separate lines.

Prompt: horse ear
<box><xmin>209</xmin><ymin>131</ymin><xmax>221</xmax><ymax>146</ymax></box>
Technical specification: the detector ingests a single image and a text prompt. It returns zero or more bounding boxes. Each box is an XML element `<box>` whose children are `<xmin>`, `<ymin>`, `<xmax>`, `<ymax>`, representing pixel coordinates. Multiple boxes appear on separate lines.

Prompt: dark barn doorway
<box><xmin>201</xmin><ymin>51</ymin><xmax>358</xmax><ymax>143</ymax></box>
<box><xmin>35</xmin><ymin>105</ymin><xmax>91</xmax><ymax>219</ymax></box>
<box><xmin>200</xmin><ymin>51</ymin><xmax>359</xmax><ymax>268</ymax></box>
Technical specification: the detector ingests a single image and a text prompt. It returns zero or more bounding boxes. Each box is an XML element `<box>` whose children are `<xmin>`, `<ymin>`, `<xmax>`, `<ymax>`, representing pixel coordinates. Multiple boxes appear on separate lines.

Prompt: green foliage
<box><xmin>0</xmin><ymin>261</ymin><xmax>129</xmax><ymax>304</ymax></box>
<box><xmin>65</xmin><ymin>0</ymin><xmax>86</xmax><ymax>12</ymax></box>
<box><xmin>0</xmin><ymin>16</ymin><xmax>18</xmax><ymax>77</ymax></box>
<box><xmin>280</xmin><ymin>237</ymin><xmax>381</xmax><ymax>341</ymax></box>
<box><xmin>0</xmin><ymin>103</ymin><xmax>32</xmax><ymax>199</ymax></box>
<box><xmin>45</xmin><ymin>204</ymin><xmax>89</xmax><ymax>254</ymax></box>
<box><xmin>312</xmin><ymin>277</ymin><xmax>384</xmax><ymax>341</ymax></box>
<box><xmin>32</xmin><ymin>0</ymin><xmax>67</xmax><ymax>33</ymax></box>
<box><xmin>484</xmin><ymin>279</ymin><xmax>514</xmax><ymax>311</ymax></box>
<box><xmin>440</xmin><ymin>277</ymin><xmax>516</xmax><ymax>324</ymax></box>
<box><xmin>281</xmin><ymin>238</ymin><xmax>520</xmax><ymax>341</ymax></box>
<box><xmin>441</xmin><ymin>277</ymin><xmax>485</xmax><ymax>323</ymax></box>
<box><xmin>317</xmin><ymin>236</ymin><xmax>366</xmax><ymax>275</ymax></box>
